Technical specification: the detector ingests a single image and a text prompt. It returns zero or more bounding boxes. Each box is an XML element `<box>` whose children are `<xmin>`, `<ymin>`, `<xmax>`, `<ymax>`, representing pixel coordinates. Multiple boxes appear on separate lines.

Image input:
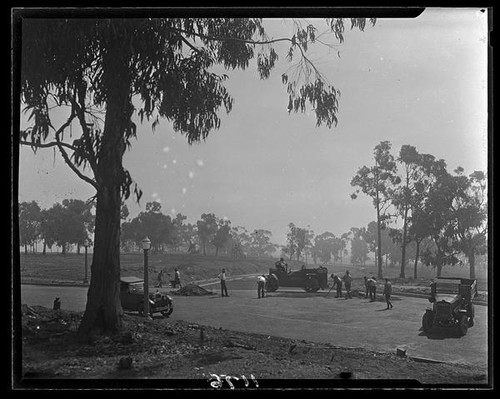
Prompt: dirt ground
<box><xmin>17</xmin><ymin>303</ymin><xmax>489</xmax><ymax>389</ymax></box>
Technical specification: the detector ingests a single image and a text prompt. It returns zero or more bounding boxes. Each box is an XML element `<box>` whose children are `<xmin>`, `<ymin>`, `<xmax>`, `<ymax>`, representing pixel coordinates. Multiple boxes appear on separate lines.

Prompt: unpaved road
<box><xmin>20</xmin><ymin>277</ymin><xmax>489</xmax><ymax>370</ymax></box>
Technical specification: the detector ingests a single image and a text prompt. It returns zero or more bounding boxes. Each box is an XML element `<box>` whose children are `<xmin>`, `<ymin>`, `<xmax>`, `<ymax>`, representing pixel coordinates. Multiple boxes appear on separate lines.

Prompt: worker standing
<box><xmin>342</xmin><ymin>270</ymin><xmax>352</xmax><ymax>299</ymax></box>
<box><xmin>333</xmin><ymin>274</ymin><xmax>343</xmax><ymax>298</ymax></box>
<box><xmin>384</xmin><ymin>278</ymin><xmax>393</xmax><ymax>309</ymax></box>
<box><xmin>218</xmin><ymin>268</ymin><xmax>229</xmax><ymax>297</ymax></box>
<box><xmin>257</xmin><ymin>275</ymin><xmax>266</xmax><ymax>299</ymax></box>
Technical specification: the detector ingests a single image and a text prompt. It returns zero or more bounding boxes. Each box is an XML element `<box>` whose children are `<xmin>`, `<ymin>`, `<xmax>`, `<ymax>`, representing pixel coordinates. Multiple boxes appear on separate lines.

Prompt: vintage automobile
<box><xmin>120</xmin><ymin>276</ymin><xmax>173</xmax><ymax>317</ymax></box>
<box><xmin>265</xmin><ymin>262</ymin><xmax>329</xmax><ymax>293</ymax></box>
<box><xmin>421</xmin><ymin>277</ymin><xmax>477</xmax><ymax>336</ymax></box>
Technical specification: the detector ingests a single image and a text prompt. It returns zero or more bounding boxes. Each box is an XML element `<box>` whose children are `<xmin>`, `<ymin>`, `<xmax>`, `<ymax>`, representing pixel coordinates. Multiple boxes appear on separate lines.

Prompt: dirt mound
<box><xmin>172</xmin><ymin>283</ymin><xmax>214</xmax><ymax>296</ymax></box>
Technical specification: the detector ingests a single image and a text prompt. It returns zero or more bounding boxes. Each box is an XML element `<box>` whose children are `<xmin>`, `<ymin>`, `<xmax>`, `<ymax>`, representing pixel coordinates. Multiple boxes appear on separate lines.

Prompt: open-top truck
<box><xmin>265</xmin><ymin>262</ymin><xmax>329</xmax><ymax>293</ymax></box>
<box><xmin>421</xmin><ymin>277</ymin><xmax>477</xmax><ymax>336</ymax></box>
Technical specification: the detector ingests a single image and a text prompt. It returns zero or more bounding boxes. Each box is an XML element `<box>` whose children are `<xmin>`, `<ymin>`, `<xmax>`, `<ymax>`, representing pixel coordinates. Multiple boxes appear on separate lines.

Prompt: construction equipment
<box><xmin>265</xmin><ymin>262</ymin><xmax>328</xmax><ymax>293</ymax></box>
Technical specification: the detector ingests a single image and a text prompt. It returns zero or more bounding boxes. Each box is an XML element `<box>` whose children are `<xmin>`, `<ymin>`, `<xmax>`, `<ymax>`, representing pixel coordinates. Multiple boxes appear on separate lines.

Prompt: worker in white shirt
<box><xmin>257</xmin><ymin>275</ymin><xmax>266</xmax><ymax>298</ymax></box>
<box><xmin>218</xmin><ymin>268</ymin><xmax>229</xmax><ymax>297</ymax></box>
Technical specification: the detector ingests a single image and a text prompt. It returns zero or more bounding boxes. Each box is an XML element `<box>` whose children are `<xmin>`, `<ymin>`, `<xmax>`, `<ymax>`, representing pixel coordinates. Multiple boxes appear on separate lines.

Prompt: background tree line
<box><xmin>19</xmin><ymin>199</ymin><xmax>281</xmax><ymax>259</ymax></box>
<box><xmin>19</xmin><ymin>199</ymin><xmax>94</xmax><ymax>255</ymax></box>
<box><xmin>351</xmin><ymin>141</ymin><xmax>487</xmax><ymax>280</ymax></box>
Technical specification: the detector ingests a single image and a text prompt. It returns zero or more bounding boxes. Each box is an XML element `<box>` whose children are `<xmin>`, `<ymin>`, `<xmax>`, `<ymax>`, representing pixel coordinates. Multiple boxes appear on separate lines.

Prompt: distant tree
<box><xmin>212</xmin><ymin>218</ymin><xmax>232</xmax><ymax>256</ymax></box>
<box><xmin>121</xmin><ymin>201</ymin><xmax>173</xmax><ymax>252</ymax></box>
<box><xmin>297</xmin><ymin>227</ymin><xmax>314</xmax><ymax>263</ymax></box>
<box><xmin>449</xmin><ymin>169</ymin><xmax>488</xmax><ymax>279</ymax></box>
<box><xmin>197</xmin><ymin>213</ymin><xmax>218</xmax><ymax>255</ymax></box>
<box><xmin>407</xmin><ymin>208</ymin><xmax>435</xmax><ymax>278</ymax></box>
<box><xmin>351</xmin><ymin>141</ymin><xmax>399</xmax><ymax>278</ymax></box>
<box><xmin>287</xmin><ymin>224</ymin><xmax>313</xmax><ymax>262</ymax></box>
<box><xmin>400</xmin><ymin>152</ymin><xmax>447</xmax><ymax>278</ymax></box>
<box><xmin>350</xmin><ymin>232</ymin><xmax>369</xmax><ymax>266</ymax></box>
<box><xmin>340</xmin><ymin>232</ymin><xmax>350</xmax><ymax>264</ymax></box>
<box><xmin>248</xmin><ymin>229</ymin><xmax>278</xmax><ymax>258</ymax></box>
<box><xmin>41</xmin><ymin>203</ymin><xmax>70</xmax><ymax>254</ymax></box>
<box><xmin>419</xmin><ymin>166</ymin><xmax>462</xmax><ymax>277</ymax></box>
<box><xmin>229</xmin><ymin>226</ymin><xmax>251</xmax><ymax>257</ymax></box>
<box><xmin>170</xmin><ymin>213</ymin><xmax>188</xmax><ymax>252</ymax></box>
<box><xmin>19</xmin><ymin>201</ymin><xmax>42</xmax><ymax>254</ymax></box>
<box><xmin>312</xmin><ymin>232</ymin><xmax>336</xmax><ymax>264</ymax></box>
<box><xmin>392</xmin><ymin>145</ymin><xmax>422</xmax><ymax>278</ymax></box>
<box><xmin>285</xmin><ymin>222</ymin><xmax>298</xmax><ymax>261</ymax></box>
<box><xmin>62</xmin><ymin>198</ymin><xmax>95</xmax><ymax>254</ymax></box>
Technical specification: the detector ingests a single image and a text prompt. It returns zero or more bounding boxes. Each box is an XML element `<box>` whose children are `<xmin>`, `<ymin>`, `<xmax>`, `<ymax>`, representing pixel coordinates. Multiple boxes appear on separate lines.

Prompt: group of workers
<box><xmin>156</xmin><ymin>267</ymin><xmax>182</xmax><ymax>289</ymax></box>
<box><xmin>155</xmin><ymin>259</ymin><xmax>393</xmax><ymax>310</ymax></box>
<box><xmin>330</xmin><ymin>271</ymin><xmax>393</xmax><ymax>309</ymax></box>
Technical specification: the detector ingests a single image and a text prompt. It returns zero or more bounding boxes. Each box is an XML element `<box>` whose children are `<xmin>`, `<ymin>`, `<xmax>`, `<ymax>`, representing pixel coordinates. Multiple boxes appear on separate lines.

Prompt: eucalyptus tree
<box><xmin>391</xmin><ymin>145</ymin><xmax>421</xmax><ymax>277</ymax></box>
<box><xmin>197</xmin><ymin>213</ymin><xmax>218</xmax><ymax>255</ymax></box>
<box><xmin>351</xmin><ymin>141</ymin><xmax>400</xmax><ymax>278</ymax></box>
<box><xmin>285</xmin><ymin>222</ymin><xmax>298</xmax><ymax>261</ymax></box>
<box><xmin>19</xmin><ymin>201</ymin><xmax>42</xmax><ymax>254</ymax></box>
<box><xmin>419</xmin><ymin>164</ymin><xmax>462</xmax><ymax>277</ymax></box>
<box><xmin>249</xmin><ymin>229</ymin><xmax>277</xmax><ymax>258</ymax></box>
<box><xmin>312</xmin><ymin>232</ymin><xmax>336</xmax><ymax>264</ymax></box>
<box><xmin>62</xmin><ymin>198</ymin><xmax>95</xmax><ymax>254</ymax></box>
<box><xmin>349</xmin><ymin>227</ymin><xmax>369</xmax><ymax>266</ymax></box>
<box><xmin>401</xmin><ymin>153</ymin><xmax>446</xmax><ymax>278</ymax></box>
<box><xmin>449</xmin><ymin>169</ymin><xmax>487</xmax><ymax>279</ymax></box>
<box><xmin>120</xmin><ymin>201</ymin><xmax>174</xmax><ymax>252</ymax></box>
<box><xmin>19</xmin><ymin>16</ymin><xmax>375</xmax><ymax>334</ymax></box>
<box><xmin>211</xmin><ymin>217</ymin><xmax>232</xmax><ymax>256</ymax></box>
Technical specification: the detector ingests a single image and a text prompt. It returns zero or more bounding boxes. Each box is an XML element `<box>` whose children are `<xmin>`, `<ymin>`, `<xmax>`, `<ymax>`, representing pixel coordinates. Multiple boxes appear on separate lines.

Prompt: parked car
<box><xmin>120</xmin><ymin>276</ymin><xmax>173</xmax><ymax>317</ymax></box>
<box><xmin>421</xmin><ymin>277</ymin><xmax>477</xmax><ymax>336</ymax></box>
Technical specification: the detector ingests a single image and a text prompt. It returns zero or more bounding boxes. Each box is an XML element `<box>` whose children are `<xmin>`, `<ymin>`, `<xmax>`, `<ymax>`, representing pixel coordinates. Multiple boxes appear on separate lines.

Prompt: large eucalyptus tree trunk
<box><xmin>79</xmin><ymin>35</ymin><xmax>131</xmax><ymax>335</ymax></box>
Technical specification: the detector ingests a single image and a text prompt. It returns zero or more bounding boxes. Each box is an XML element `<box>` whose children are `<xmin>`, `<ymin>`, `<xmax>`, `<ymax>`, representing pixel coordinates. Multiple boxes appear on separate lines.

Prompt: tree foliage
<box><xmin>19</xmin><ymin>201</ymin><xmax>42</xmax><ymax>253</ymax></box>
<box><xmin>351</xmin><ymin>141</ymin><xmax>399</xmax><ymax>277</ymax></box>
<box><xmin>19</xmin><ymin>16</ymin><xmax>376</xmax><ymax>334</ymax></box>
<box><xmin>121</xmin><ymin>201</ymin><xmax>174</xmax><ymax>252</ymax></box>
<box><xmin>196</xmin><ymin>213</ymin><xmax>218</xmax><ymax>255</ymax></box>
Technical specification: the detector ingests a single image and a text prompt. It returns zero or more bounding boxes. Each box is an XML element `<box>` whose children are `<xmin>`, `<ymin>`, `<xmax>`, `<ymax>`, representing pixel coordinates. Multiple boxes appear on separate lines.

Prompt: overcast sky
<box><xmin>17</xmin><ymin>8</ymin><xmax>489</xmax><ymax>246</ymax></box>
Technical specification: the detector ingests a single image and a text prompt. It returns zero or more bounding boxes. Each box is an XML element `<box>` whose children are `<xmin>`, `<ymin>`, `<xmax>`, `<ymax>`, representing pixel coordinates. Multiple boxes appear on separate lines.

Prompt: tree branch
<box><xmin>20</xmin><ymin>140</ymin><xmax>76</xmax><ymax>152</ymax></box>
<box><xmin>21</xmin><ymin>110</ymin><xmax>99</xmax><ymax>191</ymax></box>
<box><xmin>54</xmin><ymin>126</ymin><xmax>99</xmax><ymax>190</ymax></box>
<box><xmin>171</xmin><ymin>26</ymin><xmax>293</xmax><ymax>47</ymax></box>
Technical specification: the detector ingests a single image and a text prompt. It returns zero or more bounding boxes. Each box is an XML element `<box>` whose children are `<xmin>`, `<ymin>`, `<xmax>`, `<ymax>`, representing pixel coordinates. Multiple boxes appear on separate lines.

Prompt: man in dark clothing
<box><xmin>275</xmin><ymin>257</ymin><xmax>287</xmax><ymax>273</ymax></box>
<box><xmin>342</xmin><ymin>270</ymin><xmax>352</xmax><ymax>299</ymax></box>
<box><xmin>366</xmin><ymin>277</ymin><xmax>377</xmax><ymax>301</ymax></box>
<box><xmin>156</xmin><ymin>269</ymin><xmax>164</xmax><ymax>288</ymax></box>
<box><xmin>384</xmin><ymin>278</ymin><xmax>393</xmax><ymax>309</ymax></box>
<box><xmin>218</xmin><ymin>268</ymin><xmax>229</xmax><ymax>297</ymax></box>
<box><xmin>370</xmin><ymin>276</ymin><xmax>378</xmax><ymax>301</ymax></box>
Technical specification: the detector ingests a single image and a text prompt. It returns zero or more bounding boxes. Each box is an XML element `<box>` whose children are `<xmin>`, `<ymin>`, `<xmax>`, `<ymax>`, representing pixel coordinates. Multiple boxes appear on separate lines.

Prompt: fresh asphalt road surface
<box><xmin>20</xmin><ymin>277</ymin><xmax>489</xmax><ymax>369</ymax></box>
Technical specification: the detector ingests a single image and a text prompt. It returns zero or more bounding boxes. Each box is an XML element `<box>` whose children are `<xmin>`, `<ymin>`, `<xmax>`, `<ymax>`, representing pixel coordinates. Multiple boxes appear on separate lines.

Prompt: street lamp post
<box><xmin>83</xmin><ymin>239</ymin><xmax>89</xmax><ymax>284</ymax></box>
<box><xmin>142</xmin><ymin>237</ymin><xmax>151</xmax><ymax>317</ymax></box>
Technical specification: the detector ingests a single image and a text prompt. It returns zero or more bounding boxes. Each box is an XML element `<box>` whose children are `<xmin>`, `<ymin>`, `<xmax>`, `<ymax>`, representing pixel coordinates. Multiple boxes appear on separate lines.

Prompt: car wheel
<box><xmin>468</xmin><ymin>317</ymin><xmax>474</xmax><ymax>328</ymax></box>
<box><xmin>304</xmin><ymin>277</ymin><xmax>320</xmax><ymax>293</ymax></box>
<box><xmin>422</xmin><ymin>311</ymin><xmax>434</xmax><ymax>333</ymax></box>
<box><xmin>161</xmin><ymin>304</ymin><xmax>173</xmax><ymax>317</ymax></box>
<box><xmin>265</xmin><ymin>277</ymin><xmax>279</xmax><ymax>292</ymax></box>
<box><xmin>458</xmin><ymin>315</ymin><xmax>468</xmax><ymax>336</ymax></box>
